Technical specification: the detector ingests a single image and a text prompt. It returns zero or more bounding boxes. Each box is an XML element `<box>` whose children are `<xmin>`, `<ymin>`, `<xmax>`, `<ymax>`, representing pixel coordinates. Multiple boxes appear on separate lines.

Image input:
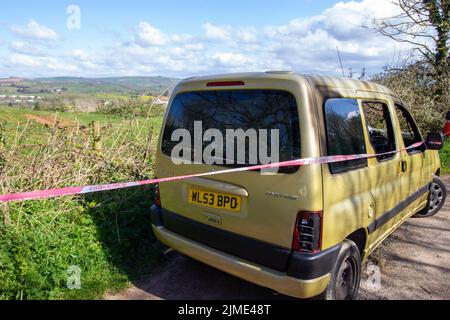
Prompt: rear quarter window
<box><xmin>362</xmin><ymin>101</ymin><xmax>396</xmax><ymax>161</ymax></box>
<box><xmin>324</xmin><ymin>98</ymin><xmax>368</xmax><ymax>174</ymax></box>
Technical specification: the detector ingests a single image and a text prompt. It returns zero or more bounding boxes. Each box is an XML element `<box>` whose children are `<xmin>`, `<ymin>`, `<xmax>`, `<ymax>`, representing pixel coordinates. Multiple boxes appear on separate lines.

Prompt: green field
<box><xmin>0</xmin><ymin>105</ymin><xmax>123</xmax><ymax>124</ymax></box>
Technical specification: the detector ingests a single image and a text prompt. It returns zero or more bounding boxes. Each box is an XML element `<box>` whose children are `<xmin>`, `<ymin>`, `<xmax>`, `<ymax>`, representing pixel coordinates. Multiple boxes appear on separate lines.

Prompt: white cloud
<box><xmin>8</xmin><ymin>54</ymin><xmax>79</xmax><ymax>73</ymax></box>
<box><xmin>237</xmin><ymin>28</ymin><xmax>258</xmax><ymax>43</ymax></box>
<box><xmin>10</xmin><ymin>41</ymin><xmax>45</xmax><ymax>56</ymax></box>
<box><xmin>261</xmin><ymin>0</ymin><xmax>417</xmax><ymax>75</ymax></box>
<box><xmin>135</xmin><ymin>22</ymin><xmax>167</xmax><ymax>47</ymax></box>
<box><xmin>9</xmin><ymin>54</ymin><xmax>42</xmax><ymax>67</ymax></box>
<box><xmin>203</xmin><ymin>22</ymin><xmax>232</xmax><ymax>41</ymax></box>
<box><xmin>12</xmin><ymin>20</ymin><xmax>59</xmax><ymax>41</ymax></box>
<box><xmin>212</xmin><ymin>52</ymin><xmax>251</xmax><ymax>67</ymax></box>
<box><xmin>184</xmin><ymin>43</ymin><xmax>204</xmax><ymax>51</ymax></box>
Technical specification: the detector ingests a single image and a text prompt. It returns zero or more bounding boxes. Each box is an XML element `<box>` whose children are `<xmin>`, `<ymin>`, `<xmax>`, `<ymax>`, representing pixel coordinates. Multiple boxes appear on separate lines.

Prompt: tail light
<box><xmin>154</xmin><ymin>181</ymin><xmax>161</xmax><ymax>208</ymax></box>
<box><xmin>207</xmin><ymin>81</ymin><xmax>245</xmax><ymax>87</ymax></box>
<box><xmin>292</xmin><ymin>211</ymin><xmax>323</xmax><ymax>253</ymax></box>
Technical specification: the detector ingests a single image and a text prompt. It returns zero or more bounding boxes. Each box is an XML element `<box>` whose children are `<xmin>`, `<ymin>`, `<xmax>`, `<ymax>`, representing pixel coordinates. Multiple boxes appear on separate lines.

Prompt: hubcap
<box><xmin>336</xmin><ymin>257</ymin><xmax>357</xmax><ymax>300</ymax></box>
<box><xmin>428</xmin><ymin>183</ymin><xmax>444</xmax><ymax>213</ymax></box>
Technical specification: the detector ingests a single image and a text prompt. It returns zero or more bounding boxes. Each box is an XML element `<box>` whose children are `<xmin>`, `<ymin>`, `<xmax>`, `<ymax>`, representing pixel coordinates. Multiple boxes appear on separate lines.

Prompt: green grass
<box><xmin>0</xmin><ymin>105</ymin><xmax>163</xmax><ymax>149</ymax></box>
<box><xmin>0</xmin><ymin>190</ymin><xmax>163</xmax><ymax>300</ymax></box>
<box><xmin>439</xmin><ymin>139</ymin><xmax>450</xmax><ymax>175</ymax></box>
<box><xmin>0</xmin><ymin>105</ymin><xmax>164</xmax><ymax>300</ymax></box>
<box><xmin>0</xmin><ymin>105</ymin><xmax>122</xmax><ymax>123</ymax></box>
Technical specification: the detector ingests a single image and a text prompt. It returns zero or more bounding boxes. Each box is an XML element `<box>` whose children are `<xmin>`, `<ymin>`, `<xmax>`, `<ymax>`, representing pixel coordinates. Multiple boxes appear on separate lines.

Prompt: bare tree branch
<box><xmin>365</xmin><ymin>0</ymin><xmax>449</xmax><ymax>73</ymax></box>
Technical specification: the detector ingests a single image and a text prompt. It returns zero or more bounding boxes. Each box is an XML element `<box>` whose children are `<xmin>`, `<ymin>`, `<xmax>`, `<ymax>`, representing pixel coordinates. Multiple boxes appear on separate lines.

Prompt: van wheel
<box><xmin>318</xmin><ymin>240</ymin><xmax>361</xmax><ymax>300</ymax></box>
<box><xmin>415</xmin><ymin>176</ymin><xmax>447</xmax><ymax>218</ymax></box>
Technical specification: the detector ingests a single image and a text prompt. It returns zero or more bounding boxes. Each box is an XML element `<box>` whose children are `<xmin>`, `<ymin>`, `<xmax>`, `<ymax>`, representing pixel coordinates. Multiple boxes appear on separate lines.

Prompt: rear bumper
<box><xmin>151</xmin><ymin>206</ymin><xmax>338</xmax><ymax>299</ymax></box>
<box><xmin>152</xmin><ymin>225</ymin><xmax>331</xmax><ymax>299</ymax></box>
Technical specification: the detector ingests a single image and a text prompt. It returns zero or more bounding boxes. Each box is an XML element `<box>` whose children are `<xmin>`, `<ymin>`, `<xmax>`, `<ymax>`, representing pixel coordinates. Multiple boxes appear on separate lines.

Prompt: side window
<box><xmin>395</xmin><ymin>104</ymin><xmax>423</xmax><ymax>153</ymax></box>
<box><xmin>362</xmin><ymin>101</ymin><xmax>396</xmax><ymax>161</ymax></box>
<box><xmin>324</xmin><ymin>99</ymin><xmax>367</xmax><ymax>174</ymax></box>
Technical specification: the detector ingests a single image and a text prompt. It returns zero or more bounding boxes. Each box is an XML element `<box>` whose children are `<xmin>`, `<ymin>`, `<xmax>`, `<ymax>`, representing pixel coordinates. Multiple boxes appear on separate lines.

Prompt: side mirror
<box><xmin>426</xmin><ymin>133</ymin><xmax>444</xmax><ymax>150</ymax></box>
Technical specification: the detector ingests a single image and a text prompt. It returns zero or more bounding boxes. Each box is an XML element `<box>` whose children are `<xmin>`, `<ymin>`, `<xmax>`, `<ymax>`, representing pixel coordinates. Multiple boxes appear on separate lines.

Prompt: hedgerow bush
<box><xmin>372</xmin><ymin>61</ymin><xmax>449</xmax><ymax>135</ymax></box>
<box><xmin>372</xmin><ymin>61</ymin><xmax>449</xmax><ymax>172</ymax></box>
<box><xmin>439</xmin><ymin>139</ymin><xmax>450</xmax><ymax>175</ymax></box>
<box><xmin>96</xmin><ymin>100</ymin><xmax>166</xmax><ymax>119</ymax></box>
<box><xmin>0</xmin><ymin>118</ymin><xmax>163</xmax><ymax>299</ymax></box>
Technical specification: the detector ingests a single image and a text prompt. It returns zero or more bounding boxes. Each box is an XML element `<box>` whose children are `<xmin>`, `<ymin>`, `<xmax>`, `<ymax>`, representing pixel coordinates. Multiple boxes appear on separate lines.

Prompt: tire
<box><xmin>415</xmin><ymin>176</ymin><xmax>447</xmax><ymax>218</ymax></box>
<box><xmin>318</xmin><ymin>240</ymin><xmax>362</xmax><ymax>300</ymax></box>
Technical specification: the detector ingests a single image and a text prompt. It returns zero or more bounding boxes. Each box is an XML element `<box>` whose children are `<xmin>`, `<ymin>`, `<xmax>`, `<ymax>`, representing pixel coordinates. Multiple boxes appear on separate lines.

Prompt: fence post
<box><xmin>143</xmin><ymin>127</ymin><xmax>153</xmax><ymax>163</ymax></box>
<box><xmin>90</xmin><ymin>121</ymin><xmax>102</xmax><ymax>151</ymax></box>
<box><xmin>1</xmin><ymin>203</ymin><xmax>10</xmax><ymax>225</ymax></box>
<box><xmin>0</xmin><ymin>123</ymin><xmax>8</xmax><ymax>224</ymax></box>
<box><xmin>0</xmin><ymin>122</ymin><xmax>5</xmax><ymax>151</ymax></box>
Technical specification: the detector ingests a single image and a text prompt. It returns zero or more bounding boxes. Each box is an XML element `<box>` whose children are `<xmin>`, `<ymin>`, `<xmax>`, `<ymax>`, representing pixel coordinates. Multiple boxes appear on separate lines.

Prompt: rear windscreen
<box><xmin>161</xmin><ymin>90</ymin><xmax>301</xmax><ymax>171</ymax></box>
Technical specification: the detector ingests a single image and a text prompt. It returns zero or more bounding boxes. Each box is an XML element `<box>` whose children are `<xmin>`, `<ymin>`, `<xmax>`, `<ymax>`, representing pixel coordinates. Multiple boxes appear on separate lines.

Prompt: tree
<box><xmin>368</xmin><ymin>0</ymin><xmax>449</xmax><ymax>114</ymax></box>
<box><xmin>370</xmin><ymin>1</ymin><xmax>449</xmax><ymax>71</ymax></box>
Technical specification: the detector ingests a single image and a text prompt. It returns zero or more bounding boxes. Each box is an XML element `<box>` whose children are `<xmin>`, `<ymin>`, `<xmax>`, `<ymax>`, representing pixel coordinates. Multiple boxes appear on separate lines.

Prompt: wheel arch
<box><xmin>346</xmin><ymin>228</ymin><xmax>368</xmax><ymax>260</ymax></box>
<box><xmin>435</xmin><ymin>168</ymin><xmax>441</xmax><ymax>177</ymax></box>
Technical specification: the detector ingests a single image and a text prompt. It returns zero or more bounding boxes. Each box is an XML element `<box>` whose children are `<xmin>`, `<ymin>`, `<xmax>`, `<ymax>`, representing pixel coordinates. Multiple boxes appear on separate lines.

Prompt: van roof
<box><xmin>181</xmin><ymin>72</ymin><xmax>395</xmax><ymax>96</ymax></box>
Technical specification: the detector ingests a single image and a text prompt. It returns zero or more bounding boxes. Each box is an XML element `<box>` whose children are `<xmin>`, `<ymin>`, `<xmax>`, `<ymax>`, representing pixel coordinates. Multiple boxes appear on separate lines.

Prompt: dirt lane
<box><xmin>106</xmin><ymin>177</ymin><xmax>450</xmax><ymax>300</ymax></box>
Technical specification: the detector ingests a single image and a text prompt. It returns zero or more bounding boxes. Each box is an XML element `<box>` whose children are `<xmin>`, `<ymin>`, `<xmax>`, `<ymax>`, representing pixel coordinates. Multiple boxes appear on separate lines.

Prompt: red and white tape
<box><xmin>0</xmin><ymin>141</ymin><xmax>427</xmax><ymax>204</ymax></box>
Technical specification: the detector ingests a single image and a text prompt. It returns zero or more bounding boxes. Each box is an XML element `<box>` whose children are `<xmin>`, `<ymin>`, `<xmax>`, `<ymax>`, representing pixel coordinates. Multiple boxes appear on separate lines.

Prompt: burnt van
<box><xmin>151</xmin><ymin>72</ymin><xmax>446</xmax><ymax>300</ymax></box>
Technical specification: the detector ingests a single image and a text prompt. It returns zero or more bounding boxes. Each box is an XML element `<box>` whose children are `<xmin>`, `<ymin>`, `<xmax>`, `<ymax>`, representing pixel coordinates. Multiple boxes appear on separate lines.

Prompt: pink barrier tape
<box><xmin>0</xmin><ymin>141</ymin><xmax>425</xmax><ymax>204</ymax></box>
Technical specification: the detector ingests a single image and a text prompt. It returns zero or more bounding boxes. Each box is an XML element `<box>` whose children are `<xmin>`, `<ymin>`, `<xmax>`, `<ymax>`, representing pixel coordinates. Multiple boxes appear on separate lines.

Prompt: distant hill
<box><xmin>0</xmin><ymin>77</ymin><xmax>25</xmax><ymax>84</ymax></box>
<box><xmin>26</xmin><ymin>76</ymin><xmax>179</xmax><ymax>95</ymax></box>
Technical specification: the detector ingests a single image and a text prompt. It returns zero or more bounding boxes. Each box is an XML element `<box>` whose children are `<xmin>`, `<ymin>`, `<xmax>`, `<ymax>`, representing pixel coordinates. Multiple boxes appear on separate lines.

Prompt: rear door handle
<box><xmin>401</xmin><ymin>161</ymin><xmax>408</xmax><ymax>173</ymax></box>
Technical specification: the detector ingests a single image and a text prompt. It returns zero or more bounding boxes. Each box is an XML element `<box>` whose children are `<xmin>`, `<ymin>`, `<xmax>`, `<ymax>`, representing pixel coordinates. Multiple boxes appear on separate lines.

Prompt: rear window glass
<box><xmin>324</xmin><ymin>99</ymin><xmax>367</xmax><ymax>174</ymax></box>
<box><xmin>162</xmin><ymin>90</ymin><xmax>301</xmax><ymax>173</ymax></box>
<box><xmin>395</xmin><ymin>104</ymin><xmax>423</xmax><ymax>154</ymax></box>
<box><xmin>362</xmin><ymin>101</ymin><xmax>396</xmax><ymax>161</ymax></box>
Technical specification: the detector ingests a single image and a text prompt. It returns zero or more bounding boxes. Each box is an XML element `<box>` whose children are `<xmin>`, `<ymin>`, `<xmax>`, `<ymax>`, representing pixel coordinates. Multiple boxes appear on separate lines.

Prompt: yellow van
<box><xmin>151</xmin><ymin>72</ymin><xmax>446</xmax><ymax>300</ymax></box>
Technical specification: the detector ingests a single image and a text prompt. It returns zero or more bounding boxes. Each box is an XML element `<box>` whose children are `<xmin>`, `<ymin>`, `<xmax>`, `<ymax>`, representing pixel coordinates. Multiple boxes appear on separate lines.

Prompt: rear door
<box><xmin>321</xmin><ymin>98</ymin><xmax>375</xmax><ymax>252</ymax></box>
<box><xmin>393</xmin><ymin>103</ymin><xmax>428</xmax><ymax>210</ymax></box>
<box><xmin>156</xmin><ymin>83</ymin><xmax>322</xmax><ymax>254</ymax></box>
<box><xmin>361</xmin><ymin>100</ymin><xmax>407</xmax><ymax>250</ymax></box>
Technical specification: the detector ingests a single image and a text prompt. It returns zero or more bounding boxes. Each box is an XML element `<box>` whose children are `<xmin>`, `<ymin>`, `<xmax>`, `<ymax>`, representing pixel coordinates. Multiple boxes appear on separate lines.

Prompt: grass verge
<box><xmin>0</xmin><ymin>107</ymin><xmax>164</xmax><ymax>300</ymax></box>
<box><xmin>439</xmin><ymin>139</ymin><xmax>450</xmax><ymax>175</ymax></box>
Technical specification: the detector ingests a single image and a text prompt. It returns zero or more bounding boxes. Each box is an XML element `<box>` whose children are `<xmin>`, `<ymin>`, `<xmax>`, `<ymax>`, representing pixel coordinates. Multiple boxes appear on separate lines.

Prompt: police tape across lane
<box><xmin>0</xmin><ymin>141</ymin><xmax>425</xmax><ymax>204</ymax></box>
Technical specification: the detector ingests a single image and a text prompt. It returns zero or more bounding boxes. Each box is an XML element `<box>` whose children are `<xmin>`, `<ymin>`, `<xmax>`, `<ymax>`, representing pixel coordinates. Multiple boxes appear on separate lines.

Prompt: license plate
<box><xmin>189</xmin><ymin>188</ymin><xmax>242</xmax><ymax>212</ymax></box>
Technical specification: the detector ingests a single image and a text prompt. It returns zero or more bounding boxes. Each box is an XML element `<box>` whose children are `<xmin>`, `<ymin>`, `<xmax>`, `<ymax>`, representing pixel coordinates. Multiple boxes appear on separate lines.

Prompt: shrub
<box><xmin>371</xmin><ymin>61</ymin><xmax>448</xmax><ymax>135</ymax></box>
<box><xmin>96</xmin><ymin>99</ymin><xmax>166</xmax><ymax>119</ymax></box>
<box><xmin>439</xmin><ymin>139</ymin><xmax>450</xmax><ymax>175</ymax></box>
<box><xmin>0</xmin><ymin>118</ymin><xmax>163</xmax><ymax>300</ymax></box>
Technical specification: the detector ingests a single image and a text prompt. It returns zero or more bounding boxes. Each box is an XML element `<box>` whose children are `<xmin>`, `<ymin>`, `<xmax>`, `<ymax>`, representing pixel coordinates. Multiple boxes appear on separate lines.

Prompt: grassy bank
<box><xmin>0</xmin><ymin>106</ymin><xmax>164</xmax><ymax>299</ymax></box>
<box><xmin>440</xmin><ymin>139</ymin><xmax>450</xmax><ymax>175</ymax></box>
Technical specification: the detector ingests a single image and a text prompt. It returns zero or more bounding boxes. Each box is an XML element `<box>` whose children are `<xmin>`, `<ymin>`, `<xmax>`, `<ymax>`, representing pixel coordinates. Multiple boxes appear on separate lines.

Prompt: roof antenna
<box><xmin>336</xmin><ymin>46</ymin><xmax>345</xmax><ymax>78</ymax></box>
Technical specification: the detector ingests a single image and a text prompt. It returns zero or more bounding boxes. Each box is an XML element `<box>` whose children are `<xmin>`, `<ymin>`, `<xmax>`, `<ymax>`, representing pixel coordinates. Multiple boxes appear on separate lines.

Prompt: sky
<box><xmin>0</xmin><ymin>0</ymin><xmax>418</xmax><ymax>79</ymax></box>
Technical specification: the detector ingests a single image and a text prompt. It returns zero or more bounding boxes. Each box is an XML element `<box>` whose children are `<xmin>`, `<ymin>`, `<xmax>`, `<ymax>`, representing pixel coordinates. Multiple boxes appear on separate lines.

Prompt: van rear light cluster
<box><xmin>154</xmin><ymin>181</ymin><xmax>161</xmax><ymax>208</ymax></box>
<box><xmin>292</xmin><ymin>211</ymin><xmax>323</xmax><ymax>253</ymax></box>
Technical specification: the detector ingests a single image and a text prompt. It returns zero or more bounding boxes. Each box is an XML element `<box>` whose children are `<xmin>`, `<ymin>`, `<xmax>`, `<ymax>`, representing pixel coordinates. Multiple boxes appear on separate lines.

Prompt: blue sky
<box><xmin>0</xmin><ymin>0</ymin><xmax>414</xmax><ymax>78</ymax></box>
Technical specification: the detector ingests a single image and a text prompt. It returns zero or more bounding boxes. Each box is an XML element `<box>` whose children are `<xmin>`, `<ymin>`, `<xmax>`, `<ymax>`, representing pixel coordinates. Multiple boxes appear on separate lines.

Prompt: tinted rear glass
<box><xmin>162</xmin><ymin>90</ymin><xmax>301</xmax><ymax>172</ymax></box>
